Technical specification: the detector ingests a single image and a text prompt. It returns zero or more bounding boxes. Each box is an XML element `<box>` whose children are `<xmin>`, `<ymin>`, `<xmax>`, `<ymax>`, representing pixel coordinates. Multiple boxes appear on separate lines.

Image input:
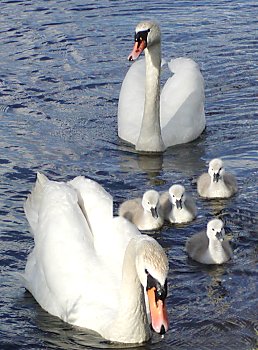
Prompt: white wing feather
<box><xmin>118</xmin><ymin>59</ymin><xmax>145</xmax><ymax>145</ymax></box>
<box><xmin>160</xmin><ymin>58</ymin><xmax>205</xmax><ymax>147</ymax></box>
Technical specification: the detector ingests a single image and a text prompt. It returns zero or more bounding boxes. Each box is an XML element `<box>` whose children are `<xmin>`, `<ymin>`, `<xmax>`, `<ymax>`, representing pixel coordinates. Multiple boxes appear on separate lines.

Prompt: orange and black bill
<box><xmin>146</xmin><ymin>272</ymin><xmax>169</xmax><ymax>335</ymax></box>
<box><xmin>128</xmin><ymin>29</ymin><xmax>150</xmax><ymax>61</ymax></box>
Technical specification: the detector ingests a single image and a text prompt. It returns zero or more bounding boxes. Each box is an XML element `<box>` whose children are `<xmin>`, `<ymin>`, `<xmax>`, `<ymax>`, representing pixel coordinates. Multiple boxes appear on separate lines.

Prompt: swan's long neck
<box><xmin>104</xmin><ymin>238</ymin><xmax>151</xmax><ymax>343</ymax></box>
<box><xmin>136</xmin><ymin>43</ymin><xmax>165</xmax><ymax>153</ymax></box>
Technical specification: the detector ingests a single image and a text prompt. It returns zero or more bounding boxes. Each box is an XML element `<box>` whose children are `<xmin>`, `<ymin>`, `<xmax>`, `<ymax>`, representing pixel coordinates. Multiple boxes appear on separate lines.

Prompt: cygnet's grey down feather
<box><xmin>160</xmin><ymin>184</ymin><xmax>197</xmax><ymax>223</ymax></box>
<box><xmin>119</xmin><ymin>190</ymin><xmax>164</xmax><ymax>230</ymax></box>
<box><xmin>186</xmin><ymin>218</ymin><xmax>233</xmax><ymax>264</ymax></box>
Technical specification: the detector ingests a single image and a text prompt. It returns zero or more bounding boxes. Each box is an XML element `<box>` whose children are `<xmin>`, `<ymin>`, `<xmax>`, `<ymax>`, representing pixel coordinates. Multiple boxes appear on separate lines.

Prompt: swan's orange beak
<box><xmin>128</xmin><ymin>40</ymin><xmax>146</xmax><ymax>61</ymax></box>
<box><xmin>147</xmin><ymin>286</ymin><xmax>169</xmax><ymax>335</ymax></box>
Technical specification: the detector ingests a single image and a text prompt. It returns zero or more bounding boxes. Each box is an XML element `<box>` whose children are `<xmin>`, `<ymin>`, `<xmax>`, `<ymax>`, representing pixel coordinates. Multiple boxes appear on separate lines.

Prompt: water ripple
<box><xmin>0</xmin><ymin>0</ymin><xmax>257</xmax><ymax>349</ymax></box>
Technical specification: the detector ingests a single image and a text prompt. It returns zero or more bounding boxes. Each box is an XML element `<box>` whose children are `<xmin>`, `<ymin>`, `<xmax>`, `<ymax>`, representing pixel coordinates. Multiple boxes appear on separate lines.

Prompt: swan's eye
<box><xmin>155</xmin><ymin>279</ymin><xmax>167</xmax><ymax>302</ymax></box>
<box><xmin>212</xmin><ymin>228</ymin><xmax>215</xmax><ymax>231</ymax></box>
<box><xmin>145</xmin><ymin>269</ymin><xmax>149</xmax><ymax>274</ymax></box>
<box><xmin>135</xmin><ymin>29</ymin><xmax>150</xmax><ymax>43</ymax></box>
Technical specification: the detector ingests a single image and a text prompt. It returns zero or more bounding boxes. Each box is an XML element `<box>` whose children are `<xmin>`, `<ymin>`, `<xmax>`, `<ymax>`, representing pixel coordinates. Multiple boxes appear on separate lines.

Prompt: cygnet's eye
<box><xmin>212</xmin><ymin>228</ymin><xmax>215</xmax><ymax>231</ymax></box>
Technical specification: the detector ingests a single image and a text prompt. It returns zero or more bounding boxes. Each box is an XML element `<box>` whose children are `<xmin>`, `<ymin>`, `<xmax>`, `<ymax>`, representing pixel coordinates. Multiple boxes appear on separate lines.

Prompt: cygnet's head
<box><xmin>128</xmin><ymin>21</ymin><xmax>161</xmax><ymax>61</ymax></box>
<box><xmin>168</xmin><ymin>184</ymin><xmax>186</xmax><ymax>209</ymax></box>
<box><xmin>142</xmin><ymin>190</ymin><xmax>160</xmax><ymax>218</ymax></box>
<box><xmin>206</xmin><ymin>218</ymin><xmax>225</xmax><ymax>242</ymax></box>
<box><xmin>208</xmin><ymin>158</ymin><xmax>225</xmax><ymax>183</ymax></box>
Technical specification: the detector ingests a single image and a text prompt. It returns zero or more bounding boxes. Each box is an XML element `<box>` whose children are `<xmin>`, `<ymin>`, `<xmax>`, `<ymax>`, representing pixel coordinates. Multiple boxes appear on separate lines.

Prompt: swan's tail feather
<box><xmin>24</xmin><ymin>172</ymin><xmax>49</xmax><ymax>235</ymax></box>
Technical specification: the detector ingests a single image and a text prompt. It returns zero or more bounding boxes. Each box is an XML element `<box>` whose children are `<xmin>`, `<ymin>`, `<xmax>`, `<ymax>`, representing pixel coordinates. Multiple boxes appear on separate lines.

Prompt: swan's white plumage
<box><xmin>23</xmin><ymin>173</ymin><xmax>168</xmax><ymax>344</ymax></box>
<box><xmin>118</xmin><ymin>58</ymin><xmax>145</xmax><ymax>145</ymax></box>
<box><xmin>160</xmin><ymin>58</ymin><xmax>205</xmax><ymax>146</ymax></box>
<box><xmin>118</xmin><ymin>21</ymin><xmax>205</xmax><ymax>151</ymax></box>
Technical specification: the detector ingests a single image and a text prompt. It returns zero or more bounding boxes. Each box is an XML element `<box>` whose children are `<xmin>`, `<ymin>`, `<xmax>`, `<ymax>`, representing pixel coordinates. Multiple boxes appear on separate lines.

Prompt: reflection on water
<box><xmin>0</xmin><ymin>0</ymin><xmax>257</xmax><ymax>349</ymax></box>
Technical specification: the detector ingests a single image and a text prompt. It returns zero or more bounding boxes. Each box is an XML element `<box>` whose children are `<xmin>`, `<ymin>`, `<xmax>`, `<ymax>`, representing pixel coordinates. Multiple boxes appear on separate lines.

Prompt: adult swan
<box><xmin>22</xmin><ymin>173</ymin><xmax>169</xmax><ymax>344</ymax></box>
<box><xmin>118</xmin><ymin>21</ymin><xmax>205</xmax><ymax>153</ymax></box>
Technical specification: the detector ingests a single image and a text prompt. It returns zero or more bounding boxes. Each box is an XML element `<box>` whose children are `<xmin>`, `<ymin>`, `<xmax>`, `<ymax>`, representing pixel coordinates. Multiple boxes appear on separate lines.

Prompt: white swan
<box><xmin>118</xmin><ymin>20</ymin><xmax>205</xmax><ymax>153</ymax></box>
<box><xmin>186</xmin><ymin>218</ymin><xmax>233</xmax><ymax>264</ymax></box>
<box><xmin>119</xmin><ymin>190</ymin><xmax>164</xmax><ymax>230</ymax></box>
<box><xmin>22</xmin><ymin>173</ymin><xmax>169</xmax><ymax>344</ymax></box>
<box><xmin>160</xmin><ymin>184</ymin><xmax>197</xmax><ymax>224</ymax></box>
<box><xmin>197</xmin><ymin>158</ymin><xmax>238</xmax><ymax>198</ymax></box>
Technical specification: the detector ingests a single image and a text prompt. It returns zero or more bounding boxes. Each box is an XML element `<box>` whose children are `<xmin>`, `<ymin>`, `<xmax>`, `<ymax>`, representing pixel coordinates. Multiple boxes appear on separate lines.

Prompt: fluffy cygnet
<box><xmin>160</xmin><ymin>184</ymin><xmax>197</xmax><ymax>223</ymax></box>
<box><xmin>186</xmin><ymin>218</ymin><xmax>233</xmax><ymax>264</ymax></box>
<box><xmin>119</xmin><ymin>190</ymin><xmax>164</xmax><ymax>230</ymax></box>
<box><xmin>197</xmin><ymin>158</ymin><xmax>238</xmax><ymax>198</ymax></box>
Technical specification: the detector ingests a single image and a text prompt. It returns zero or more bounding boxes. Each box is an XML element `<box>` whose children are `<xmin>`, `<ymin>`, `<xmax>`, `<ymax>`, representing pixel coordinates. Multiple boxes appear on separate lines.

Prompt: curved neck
<box><xmin>136</xmin><ymin>43</ymin><xmax>165</xmax><ymax>153</ymax></box>
<box><xmin>104</xmin><ymin>238</ymin><xmax>151</xmax><ymax>343</ymax></box>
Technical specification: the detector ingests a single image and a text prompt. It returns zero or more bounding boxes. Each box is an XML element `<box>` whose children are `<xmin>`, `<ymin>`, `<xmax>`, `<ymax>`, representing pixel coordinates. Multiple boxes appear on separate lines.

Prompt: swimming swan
<box><xmin>186</xmin><ymin>218</ymin><xmax>233</xmax><ymax>264</ymax></box>
<box><xmin>118</xmin><ymin>20</ymin><xmax>205</xmax><ymax>153</ymax></box>
<box><xmin>119</xmin><ymin>190</ymin><xmax>164</xmax><ymax>230</ymax></box>
<box><xmin>22</xmin><ymin>173</ymin><xmax>169</xmax><ymax>344</ymax></box>
<box><xmin>160</xmin><ymin>184</ymin><xmax>197</xmax><ymax>223</ymax></box>
<box><xmin>197</xmin><ymin>158</ymin><xmax>238</xmax><ymax>198</ymax></box>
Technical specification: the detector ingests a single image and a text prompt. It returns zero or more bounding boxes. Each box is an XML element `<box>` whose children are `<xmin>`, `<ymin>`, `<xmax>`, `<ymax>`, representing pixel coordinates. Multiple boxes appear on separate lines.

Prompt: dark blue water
<box><xmin>0</xmin><ymin>1</ymin><xmax>257</xmax><ymax>349</ymax></box>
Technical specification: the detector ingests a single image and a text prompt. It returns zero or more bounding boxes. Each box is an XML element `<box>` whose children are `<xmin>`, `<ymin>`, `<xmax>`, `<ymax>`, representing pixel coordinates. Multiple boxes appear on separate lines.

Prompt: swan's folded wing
<box><xmin>160</xmin><ymin>58</ymin><xmax>205</xmax><ymax>147</ymax></box>
<box><xmin>69</xmin><ymin>177</ymin><xmax>137</xmax><ymax>270</ymax></box>
<box><xmin>69</xmin><ymin>176</ymin><xmax>113</xmax><ymax>238</ymax></box>
<box><xmin>118</xmin><ymin>59</ymin><xmax>145</xmax><ymax>145</ymax></box>
<box><xmin>24</xmin><ymin>179</ymin><xmax>97</xmax><ymax>318</ymax></box>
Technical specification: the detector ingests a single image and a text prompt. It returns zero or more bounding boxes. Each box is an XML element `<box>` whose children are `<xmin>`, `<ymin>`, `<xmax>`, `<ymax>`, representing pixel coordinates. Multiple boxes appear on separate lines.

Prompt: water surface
<box><xmin>0</xmin><ymin>1</ymin><xmax>257</xmax><ymax>349</ymax></box>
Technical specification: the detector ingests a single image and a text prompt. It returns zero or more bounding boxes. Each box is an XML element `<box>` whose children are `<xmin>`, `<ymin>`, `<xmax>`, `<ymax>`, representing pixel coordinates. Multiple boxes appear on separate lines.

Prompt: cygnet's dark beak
<box><xmin>175</xmin><ymin>199</ymin><xmax>183</xmax><ymax>210</ymax></box>
<box><xmin>213</xmin><ymin>172</ymin><xmax>220</xmax><ymax>183</ymax></box>
<box><xmin>151</xmin><ymin>206</ymin><xmax>158</xmax><ymax>219</ymax></box>
<box><xmin>216</xmin><ymin>230</ymin><xmax>224</xmax><ymax>242</ymax></box>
